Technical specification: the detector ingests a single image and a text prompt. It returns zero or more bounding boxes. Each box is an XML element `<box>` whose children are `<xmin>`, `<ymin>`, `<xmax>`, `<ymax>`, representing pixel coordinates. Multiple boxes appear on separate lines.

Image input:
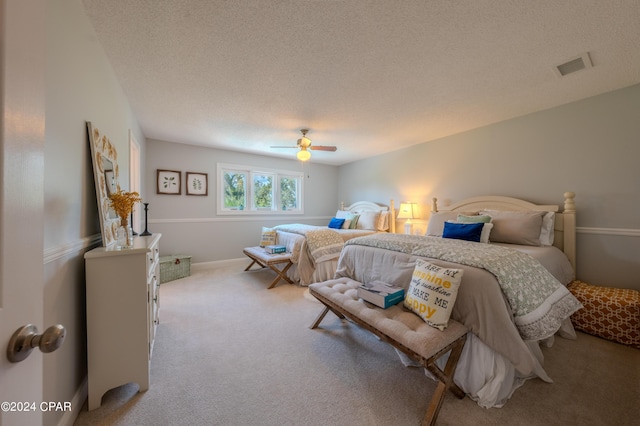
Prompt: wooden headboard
<box><xmin>339</xmin><ymin>199</ymin><xmax>396</xmax><ymax>233</ymax></box>
<box><xmin>433</xmin><ymin>193</ymin><xmax>576</xmax><ymax>271</ymax></box>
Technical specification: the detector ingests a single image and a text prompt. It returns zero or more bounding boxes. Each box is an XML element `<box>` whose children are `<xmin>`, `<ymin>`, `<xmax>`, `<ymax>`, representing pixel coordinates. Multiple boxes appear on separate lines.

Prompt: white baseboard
<box><xmin>59</xmin><ymin>377</ymin><xmax>87</xmax><ymax>426</ymax></box>
<box><xmin>192</xmin><ymin>257</ymin><xmax>247</xmax><ymax>270</ymax></box>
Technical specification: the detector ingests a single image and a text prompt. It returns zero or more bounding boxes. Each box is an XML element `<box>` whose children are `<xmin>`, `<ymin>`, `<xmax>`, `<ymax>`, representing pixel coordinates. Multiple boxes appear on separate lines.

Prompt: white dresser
<box><xmin>84</xmin><ymin>234</ymin><xmax>161</xmax><ymax>410</ymax></box>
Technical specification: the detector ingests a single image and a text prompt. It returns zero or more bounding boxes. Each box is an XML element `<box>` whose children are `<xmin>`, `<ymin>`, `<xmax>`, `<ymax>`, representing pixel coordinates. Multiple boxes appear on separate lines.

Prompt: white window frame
<box><xmin>217</xmin><ymin>163</ymin><xmax>304</xmax><ymax>215</ymax></box>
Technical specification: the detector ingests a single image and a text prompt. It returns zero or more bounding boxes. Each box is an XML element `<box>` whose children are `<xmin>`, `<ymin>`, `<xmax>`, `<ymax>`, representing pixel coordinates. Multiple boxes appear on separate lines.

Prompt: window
<box><xmin>217</xmin><ymin>163</ymin><xmax>303</xmax><ymax>214</ymax></box>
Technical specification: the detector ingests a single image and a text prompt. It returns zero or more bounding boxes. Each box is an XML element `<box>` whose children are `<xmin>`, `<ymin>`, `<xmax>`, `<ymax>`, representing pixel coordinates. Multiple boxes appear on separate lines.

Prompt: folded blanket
<box><xmin>305</xmin><ymin>229</ymin><xmax>344</xmax><ymax>263</ymax></box>
<box><xmin>274</xmin><ymin>224</ymin><xmax>344</xmax><ymax>264</ymax></box>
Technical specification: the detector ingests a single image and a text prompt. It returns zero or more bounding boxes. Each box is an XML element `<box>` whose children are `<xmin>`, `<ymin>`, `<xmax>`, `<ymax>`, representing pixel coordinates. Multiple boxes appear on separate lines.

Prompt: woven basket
<box><xmin>160</xmin><ymin>255</ymin><xmax>192</xmax><ymax>283</ymax></box>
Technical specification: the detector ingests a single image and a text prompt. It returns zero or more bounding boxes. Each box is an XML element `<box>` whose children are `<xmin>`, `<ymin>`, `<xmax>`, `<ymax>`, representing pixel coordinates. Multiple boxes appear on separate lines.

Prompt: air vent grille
<box><xmin>554</xmin><ymin>52</ymin><xmax>592</xmax><ymax>77</ymax></box>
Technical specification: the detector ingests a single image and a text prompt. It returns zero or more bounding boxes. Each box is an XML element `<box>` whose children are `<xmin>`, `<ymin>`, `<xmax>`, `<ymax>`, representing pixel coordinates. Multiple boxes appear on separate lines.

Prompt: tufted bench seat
<box><xmin>309</xmin><ymin>277</ymin><xmax>468</xmax><ymax>426</ymax></box>
<box><xmin>243</xmin><ymin>246</ymin><xmax>294</xmax><ymax>289</ymax></box>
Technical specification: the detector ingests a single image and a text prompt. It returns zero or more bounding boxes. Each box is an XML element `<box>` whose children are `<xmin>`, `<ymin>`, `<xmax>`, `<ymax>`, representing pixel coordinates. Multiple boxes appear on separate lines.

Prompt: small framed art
<box><xmin>186</xmin><ymin>172</ymin><xmax>208</xmax><ymax>196</ymax></box>
<box><xmin>157</xmin><ymin>169</ymin><xmax>181</xmax><ymax>194</ymax></box>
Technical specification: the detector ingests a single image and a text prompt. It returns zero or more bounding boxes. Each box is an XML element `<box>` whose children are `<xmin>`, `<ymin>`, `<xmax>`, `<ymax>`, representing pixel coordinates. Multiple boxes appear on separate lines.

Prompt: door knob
<box><xmin>7</xmin><ymin>324</ymin><xmax>66</xmax><ymax>363</ymax></box>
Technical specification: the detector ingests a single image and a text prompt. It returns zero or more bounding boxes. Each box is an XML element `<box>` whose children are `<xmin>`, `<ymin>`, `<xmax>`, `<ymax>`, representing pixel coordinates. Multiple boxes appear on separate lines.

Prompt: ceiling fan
<box><xmin>271</xmin><ymin>129</ymin><xmax>337</xmax><ymax>161</ymax></box>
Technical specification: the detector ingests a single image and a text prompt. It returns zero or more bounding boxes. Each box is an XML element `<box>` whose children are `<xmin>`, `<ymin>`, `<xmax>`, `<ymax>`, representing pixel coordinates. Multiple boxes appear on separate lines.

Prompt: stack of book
<box><xmin>265</xmin><ymin>245</ymin><xmax>287</xmax><ymax>254</ymax></box>
<box><xmin>357</xmin><ymin>281</ymin><xmax>405</xmax><ymax>309</ymax></box>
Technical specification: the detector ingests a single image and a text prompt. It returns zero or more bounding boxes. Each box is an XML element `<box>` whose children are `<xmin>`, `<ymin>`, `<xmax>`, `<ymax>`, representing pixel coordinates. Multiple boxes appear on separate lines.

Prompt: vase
<box><xmin>117</xmin><ymin>217</ymin><xmax>133</xmax><ymax>249</ymax></box>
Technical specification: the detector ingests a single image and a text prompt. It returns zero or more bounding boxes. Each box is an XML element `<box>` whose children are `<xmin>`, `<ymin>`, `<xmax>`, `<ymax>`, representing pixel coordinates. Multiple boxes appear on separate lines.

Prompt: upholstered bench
<box><xmin>308</xmin><ymin>277</ymin><xmax>468</xmax><ymax>426</ymax></box>
<box><xmin>243</xmin><ymin>246</ymin><xmax>294</xmax><ymax>289</ymax></box>
<box><xmin>568</xmin><ymin>280</ymin><xmax>639</xmax><ymax>349</ymax></box>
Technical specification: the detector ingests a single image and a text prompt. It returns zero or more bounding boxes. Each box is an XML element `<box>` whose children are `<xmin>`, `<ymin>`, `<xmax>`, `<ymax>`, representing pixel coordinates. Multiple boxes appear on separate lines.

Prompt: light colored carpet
<box><xmin>75</xmin><ymin>262</ymin><xmax>640</xmax><ymax>425</ymax></box>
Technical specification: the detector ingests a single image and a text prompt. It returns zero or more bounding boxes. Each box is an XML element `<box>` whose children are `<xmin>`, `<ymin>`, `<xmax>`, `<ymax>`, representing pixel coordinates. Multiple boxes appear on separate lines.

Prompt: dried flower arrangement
<box><xmin>108</xmin><ymin>188</ymin><xmax>142</xmax><ymax>226</ymax></box>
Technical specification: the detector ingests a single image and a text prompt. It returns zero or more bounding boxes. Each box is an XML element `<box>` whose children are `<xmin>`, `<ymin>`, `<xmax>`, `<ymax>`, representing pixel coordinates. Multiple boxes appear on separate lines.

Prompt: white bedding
<box><xmin>275</xmin><ymin>225</ymin><xmax>378</xmax><ymax>286</ymax></box>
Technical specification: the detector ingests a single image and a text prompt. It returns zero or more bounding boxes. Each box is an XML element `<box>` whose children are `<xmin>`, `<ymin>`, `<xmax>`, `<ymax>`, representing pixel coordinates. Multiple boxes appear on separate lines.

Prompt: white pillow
<box><xmin>540</xmin><ymin>212</ymin><xmax>555</xmax><ymax>246</ymax></box>
<box><xmin>356</xmin><ymin>211</ymin><xmax>380</xmax><ymax>230</ymax></box>
<box><xmin>480</xmin><ymin>223</ymin><xmax>494</xmax><ymax>244</ymax></box>
<box><xmin>404</xmin><ymin>259</ymin><xmax>464</xmax><ymax>331</ymax></box>
<box><xmin>335</xmin><ymin>210</ymin><xmax>350</xmax><ymax>219</ymax></box>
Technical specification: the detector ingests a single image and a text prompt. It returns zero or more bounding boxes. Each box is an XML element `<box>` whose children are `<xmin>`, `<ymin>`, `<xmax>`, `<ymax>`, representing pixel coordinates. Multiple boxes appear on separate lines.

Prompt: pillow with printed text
<box><xmin>404</xmin><ymin>259</ymin><xmax>464</xmax><ymax>331</ymax></box>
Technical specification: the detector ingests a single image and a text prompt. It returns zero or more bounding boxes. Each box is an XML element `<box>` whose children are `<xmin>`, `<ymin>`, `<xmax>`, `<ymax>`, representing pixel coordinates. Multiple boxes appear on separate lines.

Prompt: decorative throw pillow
<box><xmin>445</xmin><ymin>220</ymin><xmax>493</xmax><ymax>243</ymax></box>
<box><xmin>442</xmin><ymin>222</ymin><xmax>484</xmax><ymax>242</ymax></box>
<box><xmin>328</xmin><ymin>217</ymin><xmax>345</xmax><ymax>229</ymax></box>
<box><xmin>259</xmin><ymin>227</ymin><xmax>276</xmax><ymax>247</ymax></box>
<box><xmin>348</xmin><ymin>214</ymin><xmax>360</xmax><ymax>229</ymax></box>
<box><xmin>404</xmin><ymin>259</ymin><xmax>464</xmax><ymax>331</ymax></box>
<box><xmin>456</xmin><ymin>214</ymin><xmax>492</xmax><ymax>224</ymax></box>
<box><xmin>425</xmin><ymin>211</ymin><xmax>478</xmax><ymax>236</ymax></box>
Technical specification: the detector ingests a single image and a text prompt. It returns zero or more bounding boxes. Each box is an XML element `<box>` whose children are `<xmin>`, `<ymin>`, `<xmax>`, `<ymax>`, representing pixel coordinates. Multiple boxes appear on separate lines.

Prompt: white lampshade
<box><xmin>297</xmin><ymin>149</ymin><xmax>311</xmax><ymax>161</ymax></box>
<box><xmin>397</xmin><ymin>202</ymin><xmax>418</xmax><ymax>220</ymax></box>
<box><xmin>397</xmin><ymin>202</ymin><xmax>418</xmax><ymax>234</ymax></box>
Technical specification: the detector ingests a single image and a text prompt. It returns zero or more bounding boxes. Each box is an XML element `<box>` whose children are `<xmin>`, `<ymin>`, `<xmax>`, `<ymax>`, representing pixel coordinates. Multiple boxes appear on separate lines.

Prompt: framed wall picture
<box><xmin>186</xmin><ymin>172</ymin><xmax>208</xmax><ymax>196</ymax></box>
<box><xmin>157</xmin><ymin>169</ymin><xmax>181</xmax><ymax>194</ymax></box>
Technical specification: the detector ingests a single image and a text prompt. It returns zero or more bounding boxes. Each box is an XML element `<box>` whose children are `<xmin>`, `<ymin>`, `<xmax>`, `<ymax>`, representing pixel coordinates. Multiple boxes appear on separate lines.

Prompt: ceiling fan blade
<box><xmin>270</xmin><ymin>146</ymin><xmax>298</xmax><ymax>149</ymax></box>
<box><xmin>310</xmin><ymin>145</ymin><xmax>337</xmax><ymax>152</ymax></box>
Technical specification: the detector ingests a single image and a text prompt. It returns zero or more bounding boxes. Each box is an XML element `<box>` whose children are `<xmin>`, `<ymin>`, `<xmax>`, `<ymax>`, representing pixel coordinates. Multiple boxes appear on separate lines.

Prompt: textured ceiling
<box><xmin>81</xmin><ymin>0</ymin><xmax>640</xmax><ymax>165</ymax></box>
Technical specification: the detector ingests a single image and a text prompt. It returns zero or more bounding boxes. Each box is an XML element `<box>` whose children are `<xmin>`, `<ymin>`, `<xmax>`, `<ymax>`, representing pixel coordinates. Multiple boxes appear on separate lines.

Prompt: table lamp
<box><xmin>397</xmin><ymin>202</ymin><xmax>418</xmax><ymax>234</ymax></box>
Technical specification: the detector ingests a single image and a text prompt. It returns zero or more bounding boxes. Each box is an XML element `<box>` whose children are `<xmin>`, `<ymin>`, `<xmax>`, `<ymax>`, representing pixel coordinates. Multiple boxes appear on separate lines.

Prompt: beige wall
<box><xmin>43</xmin><ymin>1</ymin><xmax>145</xmax><ymax>424</ymax></box>
<box><xmin>145</xmin><ymin>139</ymin><xmax>340</xmax><ymax>262</ymax></box>
<box><xmin>338</xmin><ymin>84</ymin><xmax>640</xmax><ymax>290</ymax></box>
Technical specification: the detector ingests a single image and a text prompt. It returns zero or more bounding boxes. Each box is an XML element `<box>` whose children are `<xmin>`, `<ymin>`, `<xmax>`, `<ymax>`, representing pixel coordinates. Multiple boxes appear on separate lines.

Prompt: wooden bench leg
<box><xmin>308</xmin><ymin>296</ymin><xmax>346</xmax><ymax>328</ymax></box>
<box><xmin>422</xmin><ymin>335</ymin><xmax>467</xmax><ymax>426</ymax></box>
<box><xmin>310</xmin><ymin>306</ymin><xmax>331</xmax><ymax>329</ymax></box>
<box><xmin>267</xmin><ymin>260</ymin><xmax>294</xmax><ymax>289</ymax></box>
<box><xmin>244</xmin><ymin>258</ymin><xmax>262</xmax><ymax>271</ymax></box>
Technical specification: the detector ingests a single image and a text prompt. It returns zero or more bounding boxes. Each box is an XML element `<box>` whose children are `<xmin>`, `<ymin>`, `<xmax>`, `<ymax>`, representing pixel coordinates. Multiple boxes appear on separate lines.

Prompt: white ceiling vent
<box><xmin>554</xmin><ymin>52</ymin><xmax>593</xmax><ymax>77</ymax></box>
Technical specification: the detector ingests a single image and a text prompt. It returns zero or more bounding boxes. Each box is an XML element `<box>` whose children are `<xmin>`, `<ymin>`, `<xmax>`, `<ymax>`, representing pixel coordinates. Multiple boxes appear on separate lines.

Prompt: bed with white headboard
<box><xmin>431</xmin><ymin>191</ymin><xmax>576</xmax><ymax>272</ymax></box>
<box><xmin>273</xmin><ymin>200</ymin><xmax>395</xmax><ymax>286</ymax></box>
<box><xmin>333</xmin><ymin>192</ymin><xmax>581</xmax><ymax>408</ymax></box>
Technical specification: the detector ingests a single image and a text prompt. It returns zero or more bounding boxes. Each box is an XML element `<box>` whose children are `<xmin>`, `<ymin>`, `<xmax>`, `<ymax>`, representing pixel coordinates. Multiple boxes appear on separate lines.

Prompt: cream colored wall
<box><xmin>43</xmin><ymin>1</ymin><xmax>145</xmax><ymax>424</ymax></box>
<box><xmin>144</xmin><ymin>139</ymin><xmax>340</xmax><ymax>262</ymax></box>
<box><xmin>338</xmin><ymin>84</ymin><xmax>640</xmax><ymax>290</ymax></box>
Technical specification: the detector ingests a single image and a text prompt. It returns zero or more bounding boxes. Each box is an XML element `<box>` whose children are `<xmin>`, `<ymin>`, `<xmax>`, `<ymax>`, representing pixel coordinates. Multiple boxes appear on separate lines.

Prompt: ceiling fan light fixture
<box><xmin>297</xmin><ymin>148</ymin><xmax>311</xmax><ymax>162</ymax></box>
<box><xmin>298</xmin><ymin>136</ymin><xmax>312</xmax><ymax>148</ymax></box>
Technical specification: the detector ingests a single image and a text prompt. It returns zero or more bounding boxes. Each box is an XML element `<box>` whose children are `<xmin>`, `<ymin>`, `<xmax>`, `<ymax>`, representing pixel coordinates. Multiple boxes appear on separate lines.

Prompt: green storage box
<box><xmin>160</xmin><ymin>255</ymin><xmax>192</xmax><ymax>283</ymax></box>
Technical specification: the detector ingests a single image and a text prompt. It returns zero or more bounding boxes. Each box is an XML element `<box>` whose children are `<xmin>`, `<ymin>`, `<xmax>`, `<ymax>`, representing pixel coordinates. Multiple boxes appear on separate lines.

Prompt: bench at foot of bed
<box><xmin>243</xmin><ymin>246</ymin><xmax>294</xmax><ymax>289</ymax></box>
<box><xmin>308</xmin><ymin>277</ymin><xmax>468</xmax><ymax>426</ymax></box>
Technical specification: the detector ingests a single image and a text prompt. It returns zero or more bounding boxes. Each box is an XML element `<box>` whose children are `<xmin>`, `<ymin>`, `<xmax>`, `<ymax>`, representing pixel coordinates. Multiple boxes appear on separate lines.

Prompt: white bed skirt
<box><xmin>396</xmin><ymin>318</ymin><xmax>577</xmax><ymax>408</ymax></box>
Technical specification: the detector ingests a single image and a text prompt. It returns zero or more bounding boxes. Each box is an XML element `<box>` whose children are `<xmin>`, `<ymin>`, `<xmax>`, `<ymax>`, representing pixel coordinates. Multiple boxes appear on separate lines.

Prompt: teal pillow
<box><xmin>457</xmin><ymin>214</ymin><xmax>492</xmax><ymax>223</ymax></box>
<box><xmin>328</xmin><ymin>217</ymin><xmax>345</xmax><ymax>229</ymax></box>
<box><xmin>443</xmin><ymin>222</ymin><xmax>483</xmax><ymax>242</ymax></box>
